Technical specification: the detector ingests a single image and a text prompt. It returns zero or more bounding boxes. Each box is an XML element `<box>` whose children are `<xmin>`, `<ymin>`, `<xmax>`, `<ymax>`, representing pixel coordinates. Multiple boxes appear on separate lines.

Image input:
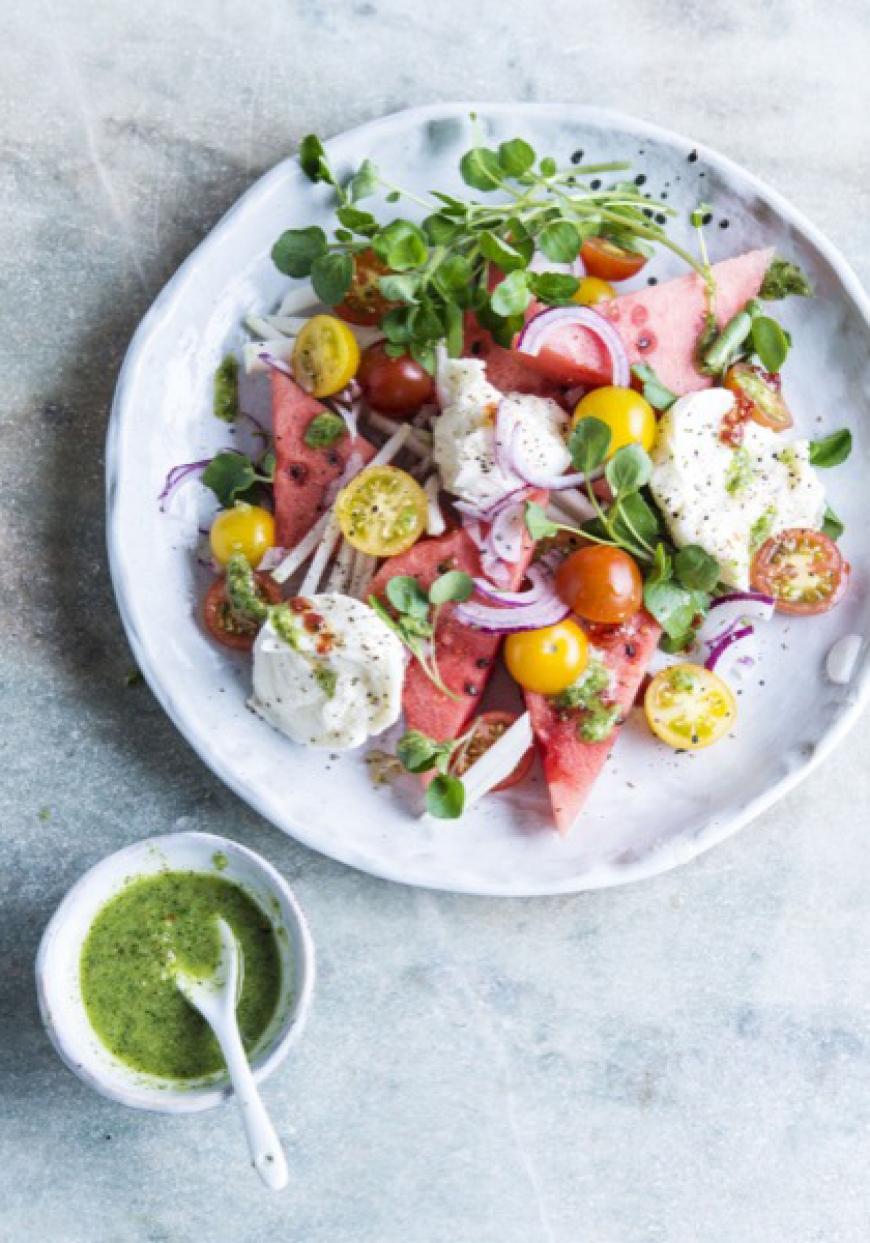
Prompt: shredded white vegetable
<box><xmin>350</xmin><ymin>553</ymin><xmax>377</xmax><ymax>600</ymax></box>
<box><xmin>423</xmin><ymin>475</ymin><xmax>446</xmax><ymax>536</ymax></box>
<box><xmin>243</xmin><ymin>312</ymin><xmax>287</xmax><ymax>340</ymax></box>
<box><xmin>278</xmin><ymin>283</ymin><xmax>320</xmax><ymax>317</ymax></box>
<box><xmin>299</xmin><ymin>511</ymin><xmax>342</xmax><ymax>596</ymax></box>
<box><xmin>423</xmin><ymin>712</ymin><xmax>535</xmax><ymax>819</ymax></box>
<box><xmin>325</xmin><ymin>538</ymin><xmax>355</xmax><ymax>593</ymax></box>
<box><xmin>365</xmin><ymin>410</ymin><xmax>432</xmax><ymax>457</ymax></box>
<box><xmin>270</xmin><ymin>423</ymin><xmax>411</xmax><ymax>584</ymax></box>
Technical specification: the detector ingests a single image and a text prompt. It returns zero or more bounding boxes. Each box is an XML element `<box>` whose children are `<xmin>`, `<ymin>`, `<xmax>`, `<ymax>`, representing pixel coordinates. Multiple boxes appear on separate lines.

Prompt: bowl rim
<box><xmin>106</xmin><ymin>102</ymin><xmax>870</xmax><ymax>896</ymax></box>
<box><xmin>35</xmin><ymin>830</ymin><xmax>315</xmax><ymax>1113</ymax></box>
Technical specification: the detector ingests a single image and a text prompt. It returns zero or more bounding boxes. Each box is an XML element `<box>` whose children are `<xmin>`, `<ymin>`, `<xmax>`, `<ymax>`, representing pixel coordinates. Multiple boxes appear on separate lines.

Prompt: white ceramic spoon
<box><xmin>175</xmin><ymin>917</ymin><xmax>288</xmax><ymax>1191</ymax></box>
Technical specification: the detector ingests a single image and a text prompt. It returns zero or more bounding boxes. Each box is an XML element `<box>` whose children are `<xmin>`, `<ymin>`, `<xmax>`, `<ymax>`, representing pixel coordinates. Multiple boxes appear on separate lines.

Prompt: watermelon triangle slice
<box><xmin>370</xmin><ymin>503</ymin><xmax>544</xmax><ymax>745</ymax></box>
<box><xmin>525</xmin><ymin>610</ymin><xmax>661</xmax><ymax>835</ymax></box>
<box><xmin>519</xmin><ymin>248</ymin><xmax>774</xmax><ymax>396</ymax></box>
<box><xmin>271</xmin><ymin>372</ymin><xmax>374</xmax><ymax>549</ymax></box>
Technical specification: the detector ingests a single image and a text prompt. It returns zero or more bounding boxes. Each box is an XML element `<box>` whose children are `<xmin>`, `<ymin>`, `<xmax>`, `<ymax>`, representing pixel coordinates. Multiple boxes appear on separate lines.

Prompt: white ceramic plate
<box><xmin>107</xmin><ymin>103</ymin><xmax>870</xmax><ymax>896</ymax></box>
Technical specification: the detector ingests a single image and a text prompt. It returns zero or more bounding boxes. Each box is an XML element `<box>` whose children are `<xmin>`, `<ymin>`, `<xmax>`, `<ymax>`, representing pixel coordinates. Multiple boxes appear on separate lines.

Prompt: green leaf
<box><xmin>525</xmin><ymin>501</ymin><xmax>559</xmax><ymax>541</ymax></box>
<box><xmin>539</xmin><ymin>156</ymin><xmax>557</xmax><ymax>177</ymax></box>
<box><xmin>759</xmin><ymin>258</ymin><xmax>813</xmax><ymax>300</ymax></box>
<box><xmin>386</xmin><ymin>575</ymin><xmax>430</xmax><ymax>619</ymax></box>
<box><xmin>479</xmin><ymin>230</ymin><xmax>528</xmax><ymax>273</ymax></box>
<box><xmin>271</xmin><ymin>226</ymin><xmax>328</xmax><ymax>277</ymax></box>
<box><xmin>378</xmin><ymin>273</ymin><xmax>420</xmax><ymax>303</ymax></box>
<box><xmin>304</xmin><ymin>411</ymin><xmax>347</xmax><ymax>449</ymax></box>
<box><xmin>750</xmin><ymin>315</ymin><xmax>789</xmax><ymax>373</ymax></box>
<box><xmin>490</xmin><ymin>269</ymin><xmax>532</xmax><ymax>318</ymax></box>
<box><xmin>498</xmin><ymin>138</ymin><xmax>535</xmax><ymax>177</ymax></box>
<box><xmin>310</xmin><ymin>252</ymin><xmax>353</xmax><ymax>304</ymax></box>
<box><xmin>348</xmin><ymin>157</ymin><xmax>378</xmax><ymax>202</ymax></box>
<box><xmin>201</xmin><ymin>452</ymin><xmax>257</xmax><ymax>508</ymax></box>
<box><xmin>213</xmin><ymin>355</ymin><xmax>239</xmax><ymax>423</ymax></box>
<box><xmin>631</xmin><ymin>363</ymin><xmax>677</xmax><ymax>412</ymax></box>
<box><xmin>643</xmin><ymin>579</ymin><xmax>701</xmax><ymax>642</ymax></box>
<box><xmin>430</xmin><ymin>191</ymin><xmax>466</xmax><ymax>215</ymax></box>
<box><xmin>674</xmin><ymin>544</ymin><xmax>720</xmax><ymax>592</ymax></box>
<box><xmin>528</xmin><ymin>272</ymin><xmax>581</xmax><ymax>305</ymax></box>
<box><xmin>373</xmin><ymin>219</ymin><xmax>429</xmax><ymax>271</ymax></box>
<box><xmin>432</xmin><ymin>254</ymin><xmax>473</xmax><ymax>298</ymax></box>
<box><xmin>611</xmin><ymin>491</ymin><xmax>659</xmax><ymax>550</ymax></box>
<box><xmin>336</xmin><ymin>205</ymin><xmax>378</xmax><ymax>236</ymax></box>
<box><xmin>409</xmin><ymin>340</ymin><xmax>437</xmax><ymax>374</ymax></box>
<box><xmin>397</xmin><ymin>729</ymin><xmax>452</xmax><ymax>775</ymax></box>
<box><xmin>298</xmin><ymin>134</ymin><xmax>333</xmax><ymax>185</ymax></box>
<box><xmin>445</xmin><ymin>301</ymin><xmax>464</xmax><ymax>357</ymax></box>
<box><xmin>605</xmin><ymin>444</ymin><xmax>652</xmax><ymax>497</ymax></box>
<box><xmin>426</xmin><ymin>773</ymin><xmax>466</xmax><ymax>819</ymax></box>
<box><xmin>538</xmin><ymin>220</ymin><xmax>581</xmax><ymax>264</ymax></box>
<box><xmin>429</xmin><ymin>570</ymin><xmax>474</xmax><ymax>606</ymax></box>
<box><xmin>459</xmin><ymin>147</ymin><xmax>503</xmax><ymax>192</ymax></box>
<box><xmin>822</xmin><ymin>505</ymin><xmax>845</xmax><ymax>541</ymax></box>
<box><xmin>647</xmin><ymin>542</ymin><xmax>672</xmax><ymax>587</ymax></box>
<box><xmin>381</xmin><ymin>305</ymin><xmax>413</xmax><ymax>345</ymax></box>
<box><xmin>260</xmin><ymin>449</ymin><xmax>276</xmax><ymax>480</ymax></box>
<box><xmin>409</xmin><ymin>298</ymin><xmax>446</xmax><ymax>344</ymax></box>
<box><xmin>809</xmin><ymin>429</ymin><xmax>852</xmax><ymax>468</ymax></box>
<box><xmin>569</xmin><ymin>417</ymin><xmax>611</xmax><ymax>473</ymax></box>
<box><xmin>423</xmin><ymin>213</ymin><xmax>461</xmax><ymax>245</ymax></box>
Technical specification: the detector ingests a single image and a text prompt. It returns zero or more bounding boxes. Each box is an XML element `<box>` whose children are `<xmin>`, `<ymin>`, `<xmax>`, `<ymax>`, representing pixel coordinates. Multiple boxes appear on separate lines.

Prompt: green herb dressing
<box><xmin>80</xmin><ymin>871</ymin><xmax>282</xmax><ymax>1080</ymax></box>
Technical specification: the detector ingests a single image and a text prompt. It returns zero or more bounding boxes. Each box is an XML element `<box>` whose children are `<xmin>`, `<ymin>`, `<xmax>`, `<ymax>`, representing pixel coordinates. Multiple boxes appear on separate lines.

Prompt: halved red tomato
<box><xmin>358</xmin><ymin>343</ymin><xmax>435</xmax><ymax>417</ymax></box>
<box><xmin>751</xmin><ymin>528</ymin><xmax>848</xmax><ymax>615</ymax></box>
<box><xmin>451</xmin><ymin>710</ymin><xmax>535</xmax><ymax>792</ymax></box>
<box><xmin>335</xmin><ymin>248</ymin><xmax>393</xmax><ymax>326</ymax></box>
<box><xmin>581</xmin><ymin>236</ymin><xmax>647</xmax><ymax>282</ymax></box>
<box><xmin>724</xmin><ymin>362</ymin><xmax>792</xmax><ymax>433</ymax></box>
<box><xmin>555</xmin><ymin>545</ymin><xmax>643</xmax><ymax>624</ymax></box>
<box><xmin>203</xmin><ymin>573</ymin><xmax>282</xmax><ymax>650</ymax></box>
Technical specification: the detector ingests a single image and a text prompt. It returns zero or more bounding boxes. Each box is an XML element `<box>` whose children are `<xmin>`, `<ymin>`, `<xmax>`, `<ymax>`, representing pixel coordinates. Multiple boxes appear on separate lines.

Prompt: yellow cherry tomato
<box><xmin>209</xmin><ymin>502</ymin><xmax>275</xmax><ymax>567</ymax></box>
<box><xmin>292</xmin><ymin>314</ymin><xmax>360</xmax><ymax>398</ymax></box>
<box><xmin>572</xmin><ymin>385</ymin><xmax>656</xmax><ymax>457</ymax></box>
<box><xmin>336</xmin><ymin>465</ymin><xmax>427</xmax><ymax>557</ymax></box>
<box><xmin>572</xmin><ymin>276</ymin><xmax>616</xmax><ymax>306</ymax></box>
<box><xmin>644</xmin><ymin>663</ymin><xmax>736</xmax><ymax>750</ymax></box>
<box><xmin>504</xmin><ymin>619</ymin><xmax>589</xmax><ymax>696</ymax></box>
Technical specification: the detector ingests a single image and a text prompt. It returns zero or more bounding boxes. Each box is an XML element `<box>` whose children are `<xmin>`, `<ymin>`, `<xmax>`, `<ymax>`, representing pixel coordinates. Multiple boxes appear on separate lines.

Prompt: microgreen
<box><xmin>201</xmin><ymin>450</ymin><xmax>274</xmax><ymax>508</ymax></box>
<box><xmin>822</xmin><ymin>505</ymin><xmax>845</xmax><ymax>541</ymax></box>
<box><xmin>750</xmin><ymin>315</ymin><xmax>790</xmax><ymax>373</ymax></box>
<box><xmin>370</xmin><ymin>570</ymin><xmax>474</xmax><ymax>699</ymax></box>
<box><xmin>395</xmin><ymin>727</ymin><xmax>472</xmax><ymax>819</ymax></box>
<box><xmin>809</xmin><ymin>429</ymin><xmax>852</xmax><ymax>468</ymax></box>
<box><xmin>276</xmin><ymin>128</ymin><xmax>703</xmax><ymax>371</ymax></box>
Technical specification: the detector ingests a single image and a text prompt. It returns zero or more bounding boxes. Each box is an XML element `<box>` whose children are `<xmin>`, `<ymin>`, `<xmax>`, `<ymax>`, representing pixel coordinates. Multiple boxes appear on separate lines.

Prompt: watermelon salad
<box><xmin>162</xmin><ymin>130</ymin><xmax>853</xmax><ymax>833</ymax></box>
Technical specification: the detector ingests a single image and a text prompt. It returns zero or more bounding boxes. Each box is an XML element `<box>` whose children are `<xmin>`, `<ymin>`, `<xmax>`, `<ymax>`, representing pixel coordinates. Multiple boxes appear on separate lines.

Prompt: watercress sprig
<box><xmin>201</xmin><ymin>448</ymin><xmax>275</xmax><ymax>508</ymax></box>
<box><xmin>368</xmin><ymin>570</ymin><xmax>474</xmax><ymax>699</ymax></box>
<box><xmin>272</xmin><ymin>131</ymin><xmax>705</xmax><ymax>371</ymax></box>
<box><xmin>396</xmin><ymin>728</ymin><xmax>468</xmax><ymax>819</ymax></box>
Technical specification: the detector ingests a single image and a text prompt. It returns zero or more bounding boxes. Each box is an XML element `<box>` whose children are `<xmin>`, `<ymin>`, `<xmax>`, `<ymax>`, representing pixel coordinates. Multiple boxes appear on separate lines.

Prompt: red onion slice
<box><xmin>696</xmin><ymin>591</ymin><xmax>774</xmax><ymax>652</ymax></box>
<box><xmin>488</xmin><ymin>501</ymin><xmax>525</xmax><ymax>565</ymax></box>
<box><xmin>471</xmin><ymin>564</ymin><xmax>552</xmax><ymax>607</ymax></box>
<box><xmin>158</xmin><ymin>458</ymin><xmax>211</xmax><ymax>510</ymax></box>
<box><xmin>704</xmin><ymin>624</ymin><xmax>754</xmax><ymax>672</ymax></box>
<box><xmin>456</xmin><ymin>591</ymin><xmax>569</xmax><ymax>633</ymax></box>
<box><xmin>257</xmin><ymin>349</ymin><xmax>295</xmax><ymax>378</ymax></box>
<box><xmin>516</xmin><ymin>306</ymin><xmax>630</xmax><ymax>388</ymax></box>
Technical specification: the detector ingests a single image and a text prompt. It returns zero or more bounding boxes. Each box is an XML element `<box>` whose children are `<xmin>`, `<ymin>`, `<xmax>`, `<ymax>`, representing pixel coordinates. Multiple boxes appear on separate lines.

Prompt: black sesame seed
<box><xmin>719</xmin><ymin>218</ymin><xmax>730</xmax><ymax>229</ymax></box>
<box><xmin>634</xmin><ymin>173</ymin><xmax>647</xmax><ymax>186</ymax></box>
<box><xmin>688</xmin><ymin>149</ymin><xmax>698</xmax><ymax>163</ymax></box>
<box><xmin>571</xmin><ymin>149</ymin><xmax>584</xmax><ymax>164</ymax></box>
<box><xmin>590</xmin><ymin>179</ymin><xmax>602</xmax><ymax>190</ymax></box>
<box><xmin>647</xmin><ymin>277</ymin><xmax>658</xmax><ymax>286</ymax></box>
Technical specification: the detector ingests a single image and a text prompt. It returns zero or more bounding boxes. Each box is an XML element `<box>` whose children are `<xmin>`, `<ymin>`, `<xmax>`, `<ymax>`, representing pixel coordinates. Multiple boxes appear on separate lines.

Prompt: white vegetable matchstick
<box><xmin>365</xmin><ymin>410</ymin><xmax>432</xmax><ymax>457</ymax></box>
<box><xmin>299</xmin><ymin>512</ymin><xmax>342</xmax><ymax>597</ymax></box>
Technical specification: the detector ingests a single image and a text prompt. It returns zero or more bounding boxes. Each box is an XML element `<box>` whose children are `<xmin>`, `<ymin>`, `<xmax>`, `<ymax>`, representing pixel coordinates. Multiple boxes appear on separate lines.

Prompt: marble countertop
<box><xmin>3</xmin><ymin>2</ymin><xmax>870</xmax><ymax>1240</ymax></box>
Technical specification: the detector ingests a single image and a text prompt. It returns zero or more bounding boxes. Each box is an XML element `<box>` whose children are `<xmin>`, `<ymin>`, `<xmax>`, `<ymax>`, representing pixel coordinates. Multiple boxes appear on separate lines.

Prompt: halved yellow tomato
<box><xmin>504</xmin><ymin>619</ymin><xmax>589</xmax><ymax>696</ymax></box>
<box><xmin>292</xmin><ymin>314</ymin><xmax>360</xmax><ymax>398</ymax></box>
<box><xmin>209</xmin><ymin>502</ymin><xmax>275</xmax><ymax>567</ymax></box>
<box><xmin>572</xmin><ymin>276</ymin><xmax>616</xmax><ymax>306</ymax></box>
<box><xmin>572</xmin><ymin>386</ymin><xmax>656</xmax><ymax>457</ymax></box>
<box><xmin>335</xmin><ymin>465</ymin><xmax>427</xmax><ymax>557</ymax></box>
<box><xmin>644</xmin><ymin>663</ymin><xmax>736</xmax><ymax>750</ymax></box>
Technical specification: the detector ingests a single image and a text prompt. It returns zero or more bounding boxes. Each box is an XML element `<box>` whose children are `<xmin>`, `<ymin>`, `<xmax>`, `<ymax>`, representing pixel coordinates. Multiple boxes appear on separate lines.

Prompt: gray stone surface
<box><xmin>3</xmin><ymin>2</ymin><xmax>870</xmax><ymax>1240</ymax></box>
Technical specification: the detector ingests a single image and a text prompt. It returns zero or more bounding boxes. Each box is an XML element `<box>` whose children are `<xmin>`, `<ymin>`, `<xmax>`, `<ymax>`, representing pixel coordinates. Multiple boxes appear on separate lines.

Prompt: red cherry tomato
<box><xmin>751</xmin><ymin>528</ymin><xmax>848</xmax><ymax>615</ymax></box>
<box><xmin>450</xmin><ymin>710</ymin><xmax>534</xmax><ymax>792</ymax></box>
<box><xmin>724</xmin><ymin>362</ymin><xmax>793</xmax><ymax>433</ymax></box>
<box><xmin>358</xmin><ymin>343</ymin><xmax>435</xmax><ymax>417</ymax></box>
<box><xmin>581</xmin><ymin>237</ymin><xmax>648</xmax><ymax>282</ymax></box>
<box><xmin>335</xmin><ymin>249</ymin><xmax>393</xmax><ymax>326</ymax></box>
<box><xmin>202</xmin><ymin>573</ymin><xmax>282</xmax><ymax>651</ymax></box>
<box><xmin>555</xmin><ymin>545</ymin><xmax>643</xmax><ymax>624</ymax></box>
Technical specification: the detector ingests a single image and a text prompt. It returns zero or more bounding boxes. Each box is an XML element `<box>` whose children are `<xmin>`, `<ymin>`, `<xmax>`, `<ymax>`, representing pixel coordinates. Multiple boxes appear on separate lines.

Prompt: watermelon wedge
<box><xmin>525</xmin><ymin>610</ymin><xmax>661</xmax><ymax>835</ymax></box>
<box><xmin>271</xmin><ymin>372</ymin><xmax>374</xmax><ymax>548</ymax></box>
<box><xmin>370</xmin><ymin>505</ymin><xmax>543</xmax><ymax>745</ymax></box>
<box><xmin>518</xmin><ymin>248</ymin><xmax>774</xmax><ymax>396</ymax></box>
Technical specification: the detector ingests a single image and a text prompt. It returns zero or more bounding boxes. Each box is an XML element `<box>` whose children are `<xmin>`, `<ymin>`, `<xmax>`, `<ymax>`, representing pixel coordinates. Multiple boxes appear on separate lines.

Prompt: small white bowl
<box><xmin>35</xmin><ymin>831</ymin><xmax>314</xmax><ymax>1113</ymax></box>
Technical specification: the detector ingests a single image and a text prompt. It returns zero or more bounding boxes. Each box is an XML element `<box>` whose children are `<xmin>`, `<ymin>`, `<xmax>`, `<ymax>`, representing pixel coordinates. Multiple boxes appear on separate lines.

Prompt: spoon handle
<box><xmin>217</xmin><ymin>1024</ymin><xmax>289</xmax><ymax>1191</ymax></box>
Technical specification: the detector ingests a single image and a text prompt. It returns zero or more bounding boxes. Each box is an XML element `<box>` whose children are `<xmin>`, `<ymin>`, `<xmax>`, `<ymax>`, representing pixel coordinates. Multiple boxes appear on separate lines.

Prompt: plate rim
<box><xmin>106</xmin><ymin>101</ymin><xmax>870</xmax><ymax>896</ymax></box>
